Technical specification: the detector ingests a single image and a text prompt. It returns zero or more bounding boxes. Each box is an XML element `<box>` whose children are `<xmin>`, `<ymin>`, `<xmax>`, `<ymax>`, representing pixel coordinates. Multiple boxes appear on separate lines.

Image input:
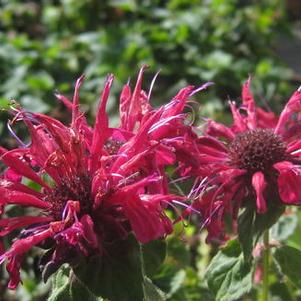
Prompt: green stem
<box><xmin>262</xmin><ymin>230</ymin><xmax>270</xmax><ymax>301</ymax></box>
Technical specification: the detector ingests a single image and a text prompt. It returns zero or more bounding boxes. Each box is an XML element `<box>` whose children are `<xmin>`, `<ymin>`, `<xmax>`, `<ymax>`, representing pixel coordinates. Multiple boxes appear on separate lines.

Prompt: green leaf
<box><xmin>20</xmin><ymin>95</ymin><xmax>50</xmax><ymax>113</ymax></box>
<box><xmin>271</xmin><ymin>213</ymin><xmax>298</xmax><ymax>242</ymax></box>
<box><xmin>274</xmin><ymin>245</ymin><xmax>301</xmax><ymax>288</ymax></box>
<box><xmin>26</xmin><ymin>72</ymin><xmax>54</xmax><ymax>90</ymax></box>
<box><xmin>167</xmin><ymin>270</ymin><xmax>186</xmax><ymax>298</ymax></box>
<box><xmin>143</xmin><ymin>277</ymin><xmax>166</xmax><ymax>301</ymax></box>
<box><xmin>142</xmin><ymin>239</ymin><xmax>166</xmax><ymax>276</ymax></box>
<box><xmin>206</xmin><ymin>239</ymin><xmax>253</xmax><ymax>301</ymax></box>
<box><xmin>166</xmin><ymin>236</ymin><xmax>191</xmax><ymax>267</ymax></box>
<box><xmin>48</xmin><ymin>281</ymin><xmax>71</xmax><ymax>301</ymax></box>
<box><xmin>150</xmin><ymin>236</ymin><xmax>192</xmax><ymax>297</ymax></box>
<box><xmin>237</xmin><ymin>204</ymin><xmax>284</xmax><ymax>260</ymax></box>
<box><xmin>287</xmin><ymin>210</ymin><xmax>301</xmax><ymax>249</ymax></box>
<box><xmin>0</xmin><ymin>97</ymin><xmax>11</xmax><ymax>110</ymax></box>
<box><xmin>73</xmin><ymin>234</ymin><xmax>144</xmax><ymax>301</ymax></box>
<box><xmin>270</xmin><ymin>282</ymin><xmax>293</xmax><ymax>301</ymax></box>
<box><xmin>254</xmin><ymin>205</ymin><xmax>285</xmax><ymax>239</ymax></box>
<box><xmin>238</xmin><ymin>206</ymin><xmax>255</xmax><ymax>260</ymax></box>
<box><xmin>48</xmin><ymin>269</ymin><xmax>101</xmax><ymax>301</ymax></box>
<box><xmin>51</xmin><ymin>267</ymin><xmax>70</xmax><ymax>290</ymax></box>
<box><xmin>48</xmin><ymin>267</ymin><xmax>71</xmax><ymax>301</ymax></box>
<box><xmin>69</xmin><ymin>273</ymin><xmax>99</xmax><ymax>301</ymax></box>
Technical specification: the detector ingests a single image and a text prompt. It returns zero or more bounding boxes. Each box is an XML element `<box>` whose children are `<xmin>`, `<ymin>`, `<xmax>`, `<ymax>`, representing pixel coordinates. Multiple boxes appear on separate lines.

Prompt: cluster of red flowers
<box><xmin>1</xmin><ymin>67</ymin><xmax>301</xmax><ymax>289</ymax></box>
<box><xmin>0</xmin><ymin>66</ymin><xmax>212</xmax><ymax>289</ymax></box>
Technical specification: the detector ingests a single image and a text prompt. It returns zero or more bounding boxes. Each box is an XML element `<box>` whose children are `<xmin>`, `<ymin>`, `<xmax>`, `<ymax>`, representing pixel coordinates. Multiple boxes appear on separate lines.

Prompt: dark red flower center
<box><xmin>45</xmin><ymin>174</ymin><xmax>93</xmax><ymax>220</ymax></box>
<box><xmin>228</xmin><ymin>129</ymin><xmax>287</xmax><ymax>174</ymax></box>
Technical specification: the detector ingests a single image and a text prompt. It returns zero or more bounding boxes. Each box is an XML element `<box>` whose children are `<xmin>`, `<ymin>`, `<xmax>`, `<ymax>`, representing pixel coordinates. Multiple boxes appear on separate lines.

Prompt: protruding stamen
<box><xmin>7</xmin><ymin>122</ymin><xmax>27</xmax><ymax>147</ymax></box>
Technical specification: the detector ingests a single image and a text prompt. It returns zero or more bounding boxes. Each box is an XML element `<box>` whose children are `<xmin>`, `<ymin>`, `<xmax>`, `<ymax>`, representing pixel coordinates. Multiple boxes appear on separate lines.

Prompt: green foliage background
<box><xmin>0</xmin><ymin>0</ymin><xmax>294</xmax><ymax>144</ymax></box>
<box><xmin>0</xmin><ymin>0</ymin><xmax>299</xmax><ymax>300</ymax></box>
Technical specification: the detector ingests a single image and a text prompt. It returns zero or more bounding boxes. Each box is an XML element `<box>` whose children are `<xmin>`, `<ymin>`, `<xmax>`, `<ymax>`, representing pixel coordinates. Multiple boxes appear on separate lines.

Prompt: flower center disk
<box><xmin>228</xmin><ymin>129</ymin><xmax>286</xmax><ymax>174</ymax></box>
<box><xmin>45</xmin><ymin>174</ymin><xmax>93</xmax><ymax>220</ymax></box>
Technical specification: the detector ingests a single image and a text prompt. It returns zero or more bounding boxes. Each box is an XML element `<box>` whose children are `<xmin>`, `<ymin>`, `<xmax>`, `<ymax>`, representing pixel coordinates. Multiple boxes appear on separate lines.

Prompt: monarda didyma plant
<box><xmin>1</xmin><ymin>67</ymin><xmax>301</xmax><ymax>301</ymax></box>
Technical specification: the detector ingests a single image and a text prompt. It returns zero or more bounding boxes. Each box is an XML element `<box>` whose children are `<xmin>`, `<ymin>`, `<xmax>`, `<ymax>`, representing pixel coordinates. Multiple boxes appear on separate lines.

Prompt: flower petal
<box><xmin>89</xmin><ymin>74</ymin><xmax>114</xmax><ymax>173</ymax></box>
<box><xmin>2</xmin><ymin>228</ymin><xmax>54</xmax><ymax>264</ymax></box>
<box><xmin>205</xmin><ymin>119</ymin><xmax>235</xmax><ymax>140</ymax></box>
<box><xmin>6</xmin><ymin>254</ymin><xmax>24</xmax><ymax>289</ymax></box>
<box><xmin>161</xmin><ymin>85</ymin><xmax>194</xmax><ymax>118</ymax></box>
<box><xmin>0</xmin><ymin>216</ymin><xmax>52</xmax><ymax>236</ymax></box>
<box><xmin>229</xmin><ymin>101</ymin><xmax>247</xmax><ymax>133</ymax></box>
<box><xmin>252</xmin><ymin>171</ymin><xmax>267</xmax><ymax>213</ymax></box>
<box><xmin>242</xmin><ymin>77</ymin><xmax>257</xmax><ymax>129</ymax></box>
<box><xmin>119</xmin><ymin>83</ymin><xmax>132</xmax><ymax>130</ymax></box>
<box><xmin>123</xmin><ymin>195</ymin><xmax>172</xmax><ymax>243</ymax></box>
<box><xmin>274</xmin><ymin>161</ymin><xmax>301</xmax><ymax>204</ymax></box>
<box><xmin>0</xmin><ymin>188</ymin><xmax>49</xmax><ymax>209</ymax></box>
<box><xmin>71</xmin><ymin>75</ymin><xmax>85</xmax><ymax>126</ymax></box>
<box><xmin>125</xmin><ymin>65</ymin><xmax>150</xmax><ymax>131</ymax></box>
<box><xmin>275</xmin><ymin>90</ymin><xmax>301</xmax><ymax>134</ymax></box>
<box><xmin>256</xmin><ymin>107</ymin><xmax>278</xmax><ymax>129</ymax></box>
<box><xmin>1</xmin><ymin>150</ymin><xmax>49</xmax><ymax>189</ymax></box>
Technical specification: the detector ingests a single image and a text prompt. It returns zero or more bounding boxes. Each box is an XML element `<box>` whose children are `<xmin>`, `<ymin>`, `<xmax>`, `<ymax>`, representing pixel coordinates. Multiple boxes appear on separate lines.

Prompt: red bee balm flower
<box><xmin>0</xmin><ymin>66</ymin><xmax>203</xmax><ymax>289</ymax></box>
<box><xmin>194</xmin><ymin>79</ymin><xmax>301</xmax><ymax>241</ymax></box>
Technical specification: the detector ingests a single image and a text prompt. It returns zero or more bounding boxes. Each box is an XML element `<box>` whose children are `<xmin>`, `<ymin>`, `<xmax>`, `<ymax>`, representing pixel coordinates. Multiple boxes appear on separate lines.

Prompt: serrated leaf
<box><xmin>142</xmin><ymin>239</ymin><xmax>166</xmax><ymax>276</ymax></box>
<box><xmin>48</xmin><ymin>268</ymin><xmax>71</xmax><ymax>301</ymax></box>
<box><xmin>48</xmin><ymin>281</ymin><xmax>71</xmax><ymax>301</ymax></box>
<box><xmin>49</xmin><ymin>268</ymin><xmax>103</xmax><ymax>301</ymax></box>
<box><xmin>206</xmin><ymin>239</ymin><xmax>253</xmax><ymax>301</ymax></box>
<box><xmin>143</xmin><ymin>277</ymin><xmax>166</xmax><ymax>301</ymax></box>
<box><xmin>73</xmin><ymin>234</ymin><xmax>144</xmax><ymax>301</ymax></box>
<box><xmin>274</xmin><ymin>246</ymin><xmax>301</xmax><ymax>288</ymax></box>
<box><xmin>51</xmin><ymin>267</ymin><xmax>70</xmax><ymax>290</ymax></box>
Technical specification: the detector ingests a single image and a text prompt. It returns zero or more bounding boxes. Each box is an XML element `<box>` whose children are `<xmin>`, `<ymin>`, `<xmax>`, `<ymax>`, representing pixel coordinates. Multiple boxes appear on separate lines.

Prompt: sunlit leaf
<box><xmin>206</xmin><ymin>239</ymin><xmax>253</xmax><ymax>301</ymax></box>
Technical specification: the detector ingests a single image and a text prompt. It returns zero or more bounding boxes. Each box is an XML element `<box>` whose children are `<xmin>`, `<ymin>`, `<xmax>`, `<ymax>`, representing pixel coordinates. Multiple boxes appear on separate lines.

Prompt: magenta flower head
<box><xmin>0</xmin><ymin>66</ymin><xmax>201</xmax><ymax>289</ymax></box>
<box><xmin>193</xmin><ymin>79</ymin><xmax>301</xmax><ymax>242</ymax></box>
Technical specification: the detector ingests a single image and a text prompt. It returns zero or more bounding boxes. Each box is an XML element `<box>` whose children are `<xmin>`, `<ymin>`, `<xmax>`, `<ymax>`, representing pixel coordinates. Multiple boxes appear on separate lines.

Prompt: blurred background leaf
<box><xmin>0</xmin><ymin>0</ymin><xmax>298</xmax><ymax>148</ymax></box>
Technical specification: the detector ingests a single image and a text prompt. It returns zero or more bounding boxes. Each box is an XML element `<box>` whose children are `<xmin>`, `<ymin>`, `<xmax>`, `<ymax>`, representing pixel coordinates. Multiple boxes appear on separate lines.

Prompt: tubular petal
<box><xmin>252</xmin><ymin>171</ymin><xmax>267</xmax><ymax>213</ymax></box>
<box><xmin>274</xmin><ymin>161</ymin><xmax>301</xmax><ymax>204</ymax></box>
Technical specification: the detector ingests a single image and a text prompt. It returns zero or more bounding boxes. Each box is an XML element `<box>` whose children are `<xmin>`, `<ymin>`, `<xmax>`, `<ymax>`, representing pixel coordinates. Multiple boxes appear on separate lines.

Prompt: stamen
<box><xmin>291</xmin><ymin>148</ymin><xmax>301</xmax><ymax>155</ymax></box>
<box><xmin>147</xmin><ymin>70</ymin><xmax>161</xmax><ymax>100</ymax></box>
<box><xmin>19</xmin><ymin>224</ymin><xmax>49</xmax><ymax>238</ymax></box>
<box><xmin>172</xmin><ymin>200</ymin><xmax>201</xmax><ymax>215</ymax></box>
<box><xmin>148</xmin><ymin>114</ymin><xmax>185</xmax><ymax>133</ymax></box>
<box><xmin>200</xmin><ymin>203</ymin><xmax>222</xmax><ymax>230</ymax></box>
<box><xmin>188</xmin><ymin>177</ymin><xmax>208</xmax><ymax>200</ymax></box>
<box><xmin>169</xmin><ymin>175</ymin><xmax>191</xmax><ymax>185</ymax></box>
<box><xmin>189</xmin><ymin>82</ymin><xmax>214</xmax><ymax>97</ymax></box>
<box><xmin>7</xmin><ymin>122</ymin><xmax>27</xmax><ymax>148</ymax></box>
<box><xmin>117</xmin><ymin>172</ymin><xmax>140</xmax><ymax>187</ymax></box>
<box><xmin>0</xmin><ymin>254</ymin><xmax>6</xmax><ymax>264</ymax></box>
